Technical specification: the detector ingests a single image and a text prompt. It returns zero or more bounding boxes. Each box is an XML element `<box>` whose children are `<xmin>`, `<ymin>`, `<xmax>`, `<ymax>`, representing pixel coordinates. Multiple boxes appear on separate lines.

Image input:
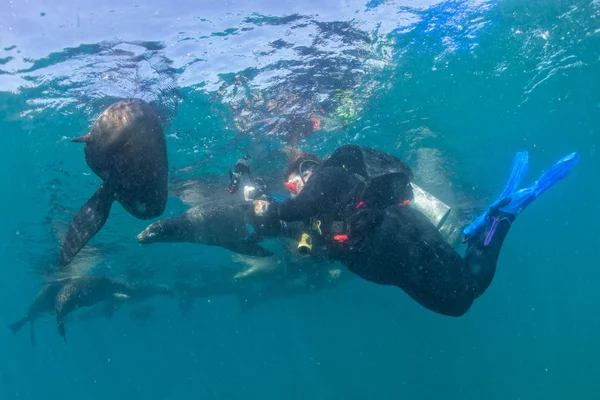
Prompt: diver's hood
<box><xmin>321</xmin><ymin>144</ymin><xmax>414</xmax><ymax>206</ymax></box>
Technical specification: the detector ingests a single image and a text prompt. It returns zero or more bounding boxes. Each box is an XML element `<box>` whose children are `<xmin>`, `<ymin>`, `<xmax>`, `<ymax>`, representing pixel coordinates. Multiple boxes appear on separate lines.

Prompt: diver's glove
<box><xmin>251</xmin><ymin>198</ymin><xmax>282</xmax><ymax>236</ymax></box>
<box><xmin>253</xmin><ymin>198</ymin><xmax>276</xmax><ymax>219</ymax></box>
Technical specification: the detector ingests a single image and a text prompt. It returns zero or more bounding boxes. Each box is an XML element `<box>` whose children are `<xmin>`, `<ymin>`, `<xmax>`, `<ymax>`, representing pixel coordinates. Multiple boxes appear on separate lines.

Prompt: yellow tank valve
<box><xmin>298</xmin><ymin>233</ymin><xmax>313</xmax><ymax>255</ymax></box>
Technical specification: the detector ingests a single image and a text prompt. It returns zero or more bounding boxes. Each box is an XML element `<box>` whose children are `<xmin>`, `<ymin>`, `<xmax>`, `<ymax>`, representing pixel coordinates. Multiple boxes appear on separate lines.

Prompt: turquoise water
<box><xmin>1</xmin><ymin>0</ymin><xmax>599</xmax><ymax>398</ymax></box>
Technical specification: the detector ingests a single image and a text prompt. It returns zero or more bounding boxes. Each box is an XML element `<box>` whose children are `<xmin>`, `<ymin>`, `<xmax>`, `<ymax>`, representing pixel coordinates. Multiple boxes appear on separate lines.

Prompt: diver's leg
<box><xmin>463</xmin><ymin>151</ymin><xmax>579</xmax><ymax>298</ymax></box>
<box><xmin>330</xmin><ymin>151</ymin><xmax>578</xmax><ymax>316</ymax></box>
<box><xmin>462</xmin><ymin>215</ymin><xmax>511</xmax><ymax>297</ymax></box>
<box><xmin>339</xmin><ymin>205</ymin><xmax>477</xmax><ymax>316</ymax></box>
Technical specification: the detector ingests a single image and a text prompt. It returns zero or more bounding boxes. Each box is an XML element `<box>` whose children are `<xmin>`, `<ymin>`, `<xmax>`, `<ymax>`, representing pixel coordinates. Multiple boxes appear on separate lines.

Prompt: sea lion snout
<box><xmin>137</xmin><ymin>227</ymin><xmax>156</xmax><ymax>244</ymax></box>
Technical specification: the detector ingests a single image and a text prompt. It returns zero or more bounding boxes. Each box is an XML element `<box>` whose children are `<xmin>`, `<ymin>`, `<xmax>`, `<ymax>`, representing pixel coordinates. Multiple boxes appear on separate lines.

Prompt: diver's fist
<box><xmin>251</xmin><ymin>198</ymin><xmax>280</xmax><ymax>236</ymax></box>
<box><xmin>253</xmin><ymin>199</ymin><xmax>271</xmax><ymax>216</ymax></box>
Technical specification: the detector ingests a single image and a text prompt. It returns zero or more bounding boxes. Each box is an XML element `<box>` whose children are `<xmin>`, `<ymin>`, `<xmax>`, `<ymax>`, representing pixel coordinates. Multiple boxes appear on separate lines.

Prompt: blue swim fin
<box><xmin>498</xmin><ymin>152</ymin><xmax>530</xmax><ymax>201</ymax></box>
<box><xmin>463</xmin><ymin>151</ymin><xmax>580</xmax><ymax>242</ymax></box>
<box><xmin>463</xmin><ymin>151</ymin><xmax>529</xmax><ymax>239</ymax></box>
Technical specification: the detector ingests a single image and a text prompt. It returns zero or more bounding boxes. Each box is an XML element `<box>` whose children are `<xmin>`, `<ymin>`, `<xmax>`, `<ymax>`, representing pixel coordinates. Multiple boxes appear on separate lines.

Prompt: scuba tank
<box><xmin>409</xmin><ymin>183</ymin><xmax>451</xmax><ymax>230</ymax></box>
<box><xmin>295</xmin><ymin>145</ymin><xmax>455</xmax><ymax>254</ymax></box>
<box><xmin>298</xmin><ymin>184</ymin><xmax>453</xmax><ymax>255</ymax></box>
<box><xmin>320</xmin><ymin>144</ymin><xmax>453</xmax><ymax>231</ymax></box>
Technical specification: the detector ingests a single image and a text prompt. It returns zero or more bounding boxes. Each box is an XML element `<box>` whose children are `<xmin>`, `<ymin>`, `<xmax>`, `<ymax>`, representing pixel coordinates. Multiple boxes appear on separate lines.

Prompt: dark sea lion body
<box><xmin>9</xmin><ymin>276</ymin><xmax>173</xmax><ymax>344</ymax></box>
<box><xmin>54</xmin><ymin>276</ymin><xmax>124</xmax><ymax>340</ymax></box>
<box><xmin>8</xmin><ymin>279</ymin><xmax>69</xmax><ymax>345</ymax></box>
<box><xmin>60</xmin><ymin>99</ymin><xmax>168</xmax><ymax>267</ymax></box>
<box><xmin>175</xmin><ymin>259</ymin><xmax>352</xmax><ymax>313</ymax></box>
<box><xmin>80</xmin><ymin>99</ymin><xmax>168</xmax><ymax>219</ymax></box>
<box><xmin>137</xmin><ymin>204</ymin><xmax>273</xmax><ymax>257</ymax></box>
<box><xmin>54</xmin><ymin>275</ymin><xmax>172</xmax><ymax>341</ymax></box>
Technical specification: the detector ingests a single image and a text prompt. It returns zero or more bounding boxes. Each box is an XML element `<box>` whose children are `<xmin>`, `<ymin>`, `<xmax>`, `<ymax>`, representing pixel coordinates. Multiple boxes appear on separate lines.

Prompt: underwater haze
<box><xmin>1</xmin><ymin>0</ymin><xmax>599</xmax><ymax>399</ymax></box>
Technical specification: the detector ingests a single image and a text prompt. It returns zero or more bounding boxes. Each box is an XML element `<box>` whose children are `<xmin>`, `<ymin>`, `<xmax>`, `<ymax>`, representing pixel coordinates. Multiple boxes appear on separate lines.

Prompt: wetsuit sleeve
<box><xmin>275</xmin><ymin>167</ymin><xmax>356</xmax><ymax>221</ymax></box>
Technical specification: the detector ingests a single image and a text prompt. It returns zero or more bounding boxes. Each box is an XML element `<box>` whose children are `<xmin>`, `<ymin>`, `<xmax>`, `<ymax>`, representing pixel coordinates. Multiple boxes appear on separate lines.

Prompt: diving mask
<box><xmin>284</xmin><ymin>171</ymin><xmax>312</xmax><ymax>197</ymax></box>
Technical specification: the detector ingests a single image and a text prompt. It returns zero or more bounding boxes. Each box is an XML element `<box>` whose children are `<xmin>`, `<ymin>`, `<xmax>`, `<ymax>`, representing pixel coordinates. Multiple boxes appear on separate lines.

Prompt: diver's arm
<box><xmin>274</xmin><ymin>196</ymin><xmax>317</xmax><ymax>221</ymax></box>
<box><xmin>275</xmin><ymin>167</ymin><xmax>351</xmax><ymax>221</ymax></box>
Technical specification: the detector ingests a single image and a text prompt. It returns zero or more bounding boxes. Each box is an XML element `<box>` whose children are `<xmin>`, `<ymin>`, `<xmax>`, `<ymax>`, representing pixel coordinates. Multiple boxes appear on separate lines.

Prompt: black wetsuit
<box><xmin>266</xmin><ymin>164</ymin><xmax>510</xmax><ymax>317</ymax></box>
<box><xmin>274</xmin><ymin>166</ymin><xmax>361</xmax><ymax>221</ymax></box>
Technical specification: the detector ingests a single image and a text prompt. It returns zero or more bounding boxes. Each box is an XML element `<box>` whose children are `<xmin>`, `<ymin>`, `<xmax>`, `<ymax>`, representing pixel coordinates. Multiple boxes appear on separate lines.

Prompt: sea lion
<box><xmin>8</xmin><ymin>278</ymin><xmax>70</xmax><ymax>346</ymax></box>
<box><xmin>137</xmin><ymin>203</ymin><xmax>273</xmax><ymax>257</ymax></box>
<box><xmin>9</xmin><ymin>275</ymin><xmax>173</xmax><ymax>344</ymax></box>
<box><xmin>59</xmin><ymin>98</ymin><xmax>168</xmax><ymax>267</ymax></box>
<box><xmin>176</xmin><ymin>258</ymin><xmax>352</xmax><ymax>313</ymax></box>
<box><xmin>54</xmin><ymin>275</ymin><xmax>173</xmax><ymax>341</ymax></box>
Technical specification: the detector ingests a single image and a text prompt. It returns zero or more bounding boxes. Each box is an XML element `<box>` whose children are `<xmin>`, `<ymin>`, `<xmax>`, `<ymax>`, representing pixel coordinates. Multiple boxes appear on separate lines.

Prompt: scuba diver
<box><xmin>250</xmin><ymin>144</ymin><xmax>580</xmax><ymax>317</ymax></box>
<box><xmin>223</xmin><ymin>148</ymin><xmax>455</xmax><ymax>290</ymax></box>
<box><xmin>224</xmin><ymin>152</ymin><xmax>308</xmax><ymax>242</ymax></box>
<box><xmin>264</xmin><ymin>149</ymin><xmax>453</xmax><ymax>256</ymax></box>
<box><xmin>226</xmin><ymin>149</ymin><xmax>453</xmax><ymax>255</ymax></box>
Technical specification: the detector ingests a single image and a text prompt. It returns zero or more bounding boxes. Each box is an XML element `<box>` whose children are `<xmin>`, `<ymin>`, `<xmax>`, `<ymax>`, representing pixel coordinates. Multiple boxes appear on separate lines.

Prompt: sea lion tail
<box><xmin>57</xmin><ymin>323</ymin><xmax>66</xmax><ymax>343</ymax></box>
<box><xmin>59</xmin><ymin>183</ymin><xmax>115</xmax><ymax>267</ymax></box>
<box><xmin>102</xmin><ymin>301</ymin><xmax>119</xmax><ymax>320</ymax></box>
<box><xmin>8</xmin><ymin>316</ymin><xmax>28</xmax><ymax>334</ymax></box>
<box><xmin>71</xmin><ymin>133</ymin><xmax>90</xmax><ymax>143</ymax></box>
<box><xmin>9</xmin><ymin>316</ymin><xmax>36</xmax><ymax>346</ymax></box>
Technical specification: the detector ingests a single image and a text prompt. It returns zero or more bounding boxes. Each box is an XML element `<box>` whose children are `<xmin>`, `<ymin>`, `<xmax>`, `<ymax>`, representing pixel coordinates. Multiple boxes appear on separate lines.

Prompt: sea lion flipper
<box><xmin>58</xmin><ymin>323</ymin><xmax>66</xmax><ymax>343</ymax></box>
<box><xmin>8</xmin><ymin>316</ymin><xmax>28</xmax><ymax>334</ymax></box>
<box><xmin>71</xmin><ymin>133</ymin><xmax>91</xmax><ymax>143</ymax></box>
<box><xmin>102</xmin><ymin>301</ymin><xmax>118</xmax><ymax>319</ymax></box>
<box><xmin>233</xmin><ymin>265</ymin><xmax>261</xmax><ymax>281</ymax></box>
<box><xmin>55</xmin><ymin>305</ymin><xmax>67</xmax><ymax>342</ymax></box>
<box><xmin>229</xmin><ymin>241</ymin><xmax>273</xmax><ymax>258</ymax></box>
<box><xmin>59</xmin><ymin>183</ymin><xmax>115</xmax><ymax>267</ymax></box>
